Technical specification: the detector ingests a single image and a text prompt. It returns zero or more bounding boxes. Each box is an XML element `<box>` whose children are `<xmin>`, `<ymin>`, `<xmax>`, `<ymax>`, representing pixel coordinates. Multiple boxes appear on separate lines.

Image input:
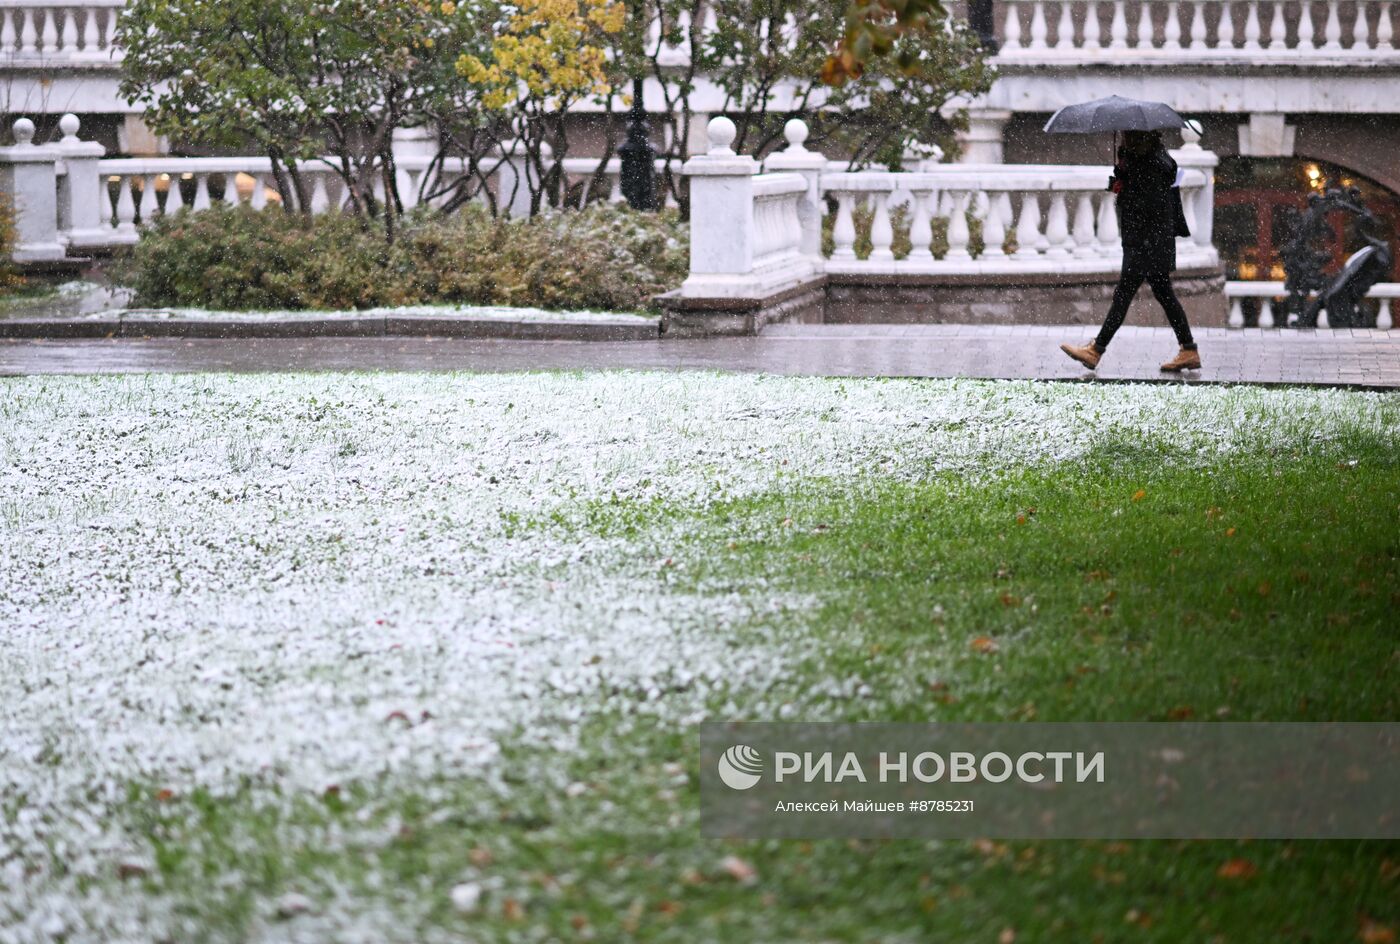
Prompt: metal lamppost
<box><xmin>618</xmin><ymin>76</ymin><xmax>657</xmax><ymax>210</ymax></box>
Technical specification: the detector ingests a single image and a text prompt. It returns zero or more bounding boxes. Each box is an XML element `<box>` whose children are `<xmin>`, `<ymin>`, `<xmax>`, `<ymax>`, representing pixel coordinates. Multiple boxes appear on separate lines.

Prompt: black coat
<box><xmin>1108</xmin><ymin>150</ymin><xmax>1188</xmax><ymax>275</ymax></box>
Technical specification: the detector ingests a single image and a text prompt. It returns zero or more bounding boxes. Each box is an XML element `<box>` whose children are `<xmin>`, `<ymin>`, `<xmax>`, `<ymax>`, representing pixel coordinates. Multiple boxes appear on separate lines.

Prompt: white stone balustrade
<box><xmin>819</xmin><ymin>163</ymin><xmax>1213</xmax><ymax>275</ymax></box>
<box><xmin>679</xmin><ymin>116</ymin><xmax>818</xmax><ymax>299</ymax></box>
<box><xmin>1225</xmin><ymin>279</ymin><xmax>1398</xmax><ymax>327</ymax></box>
<box><xmin>680</xmin><ymin>116</ymin><xmax>1220</xmax><ymax>295</ymax></box>
<box><xmin>0</xmin><ymin>0</ymin><xmax>124</xmax><ymax>61</ymax></box>
<box><xmin>997</xmin><ymin>0</ymin><xmax>1400</xmax><ymax>60</ymax></box>
<box><xmin>558</xmin><ymin>156</ymin><xmax>684</xmax><ymax>209</ymax></box>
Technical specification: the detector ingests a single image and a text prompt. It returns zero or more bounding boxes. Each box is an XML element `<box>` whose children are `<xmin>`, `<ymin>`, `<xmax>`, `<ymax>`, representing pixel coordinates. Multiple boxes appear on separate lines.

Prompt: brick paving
<box><xmin>1</xmin><ymin>324</ymin><xmax>1397</xmax><ymax>389</ymax></box>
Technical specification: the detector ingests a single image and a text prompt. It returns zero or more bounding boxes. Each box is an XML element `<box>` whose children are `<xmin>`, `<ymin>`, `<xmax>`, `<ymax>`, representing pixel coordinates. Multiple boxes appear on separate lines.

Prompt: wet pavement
<box><xmin>2</xmin><ymin>324</ymin><xmax>1397</xmax><ymax>389</ymax></box>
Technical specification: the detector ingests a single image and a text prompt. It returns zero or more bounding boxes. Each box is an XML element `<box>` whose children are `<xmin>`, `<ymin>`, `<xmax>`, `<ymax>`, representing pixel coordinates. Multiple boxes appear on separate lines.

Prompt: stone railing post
<box><xmin>1171</xmin><ymin>120</ymin><xmax>1218</xmax><ymax>251</ymax></box>
<box><xmin>678</xmin><ymin>117</ymin><xmax>759</xmax><ymax>297</ymax></box>
<box><xmin>762</xmin><ymin>118</ymin><xmax>827</xmax><ymax>259</ymax></box>
<box><xmin>0</xmin><ymin>118</ymin><xmax>67</xmax><ymax>262</ymax></box>
<box><xmin>54</xmin><ymin>113</ymin><xmax>108</xmax><ymax>249</ymax></box>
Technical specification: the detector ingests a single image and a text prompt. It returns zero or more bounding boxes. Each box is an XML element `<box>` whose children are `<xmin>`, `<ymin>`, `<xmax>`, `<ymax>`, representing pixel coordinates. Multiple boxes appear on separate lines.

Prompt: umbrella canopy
<box><xmin>1043</xmin><ymin>95</ymin><xmax>1186</xmax><ymax>134</ymax></box>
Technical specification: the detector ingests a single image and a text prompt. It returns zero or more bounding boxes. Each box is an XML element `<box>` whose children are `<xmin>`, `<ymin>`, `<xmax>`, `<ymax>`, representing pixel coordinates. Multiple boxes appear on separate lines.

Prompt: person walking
<box><xmin>1060</xmin><ymin>130</ymin><xmax>1201</xmax><ymax>372</ymax></box>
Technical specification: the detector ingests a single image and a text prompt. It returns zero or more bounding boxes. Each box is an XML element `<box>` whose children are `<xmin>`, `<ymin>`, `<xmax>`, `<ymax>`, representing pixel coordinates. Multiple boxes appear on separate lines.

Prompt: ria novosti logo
<box><xmin>717</xmin><ymin>745</ymin><xmax>763</xmax><ymax>790</ymax></box>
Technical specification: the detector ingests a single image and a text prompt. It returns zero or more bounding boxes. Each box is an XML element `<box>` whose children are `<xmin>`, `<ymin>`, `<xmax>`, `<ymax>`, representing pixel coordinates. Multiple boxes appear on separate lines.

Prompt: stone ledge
<box><xmin>0</xmin><ymin>314</ymin><xmax>662</xmax><ymax>341</ymax></box>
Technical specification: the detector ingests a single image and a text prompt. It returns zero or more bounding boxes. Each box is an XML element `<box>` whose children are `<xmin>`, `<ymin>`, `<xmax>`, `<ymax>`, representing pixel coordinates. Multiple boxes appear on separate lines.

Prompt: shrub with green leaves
<box><xmin>117</xmin><ymin>203</ymin><xmax>689</xmax><ymax>312</ymax></box>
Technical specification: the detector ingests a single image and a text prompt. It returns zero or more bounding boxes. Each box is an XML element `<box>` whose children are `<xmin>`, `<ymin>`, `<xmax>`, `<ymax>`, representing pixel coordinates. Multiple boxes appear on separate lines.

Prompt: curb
<box><xmin>0</xmin><ymin>314</ymin><xmax>663</xmax><ymax>342</ymax></box>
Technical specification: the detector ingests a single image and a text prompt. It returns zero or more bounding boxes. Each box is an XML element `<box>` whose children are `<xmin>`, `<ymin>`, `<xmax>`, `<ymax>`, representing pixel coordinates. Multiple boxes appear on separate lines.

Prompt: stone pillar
<box><xmin>54</xmin><ymin>113</ymin><xmax>107</xmax><ymax>249</ymax></box>
<box><xmin>679</xmin><ymin>116</ymin><xmax>759</xmax><ymax>298</ymax></box>
<box><xmin>956</xmin><ymin>108</ymin><xmax>1012</xmax><ymax>164</ymax></box>
<box><xmin>1171</xmin><ymin>119</ymin><xmax>1219</xmax><ymax>251</ymax></box>
<box><xmin>0</xmin><ymin>118</ymin><xmax>67</xmax><ymax>262</ymax></box>
<box><xmin>762</xmin><ymin>119</ymin><xmax>827</xmax><ymax>259</ymax></box>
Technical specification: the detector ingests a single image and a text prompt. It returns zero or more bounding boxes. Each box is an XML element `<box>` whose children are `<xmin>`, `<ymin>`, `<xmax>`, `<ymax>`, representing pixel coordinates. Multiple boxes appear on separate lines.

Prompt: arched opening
<box><xmin>1214</xmin><ymin>156</ymin><xmax>1400</xmax><ymax>285</ymax></box>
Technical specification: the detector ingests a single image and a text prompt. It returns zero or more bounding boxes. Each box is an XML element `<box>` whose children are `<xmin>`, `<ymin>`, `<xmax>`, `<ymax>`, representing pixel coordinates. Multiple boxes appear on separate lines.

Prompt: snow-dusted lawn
<box><xmin>1</xmin><ymin>372</ymin><xmax>1395</xmax><ymax>941</ymax></box>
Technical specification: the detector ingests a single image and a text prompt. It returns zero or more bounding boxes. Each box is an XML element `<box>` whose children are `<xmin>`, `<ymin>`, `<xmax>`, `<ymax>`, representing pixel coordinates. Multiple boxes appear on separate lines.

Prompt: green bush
<box><xmin>117</xmin><ymin>202</ymin><xmax>688</xmax><ymax>312</ymax></box>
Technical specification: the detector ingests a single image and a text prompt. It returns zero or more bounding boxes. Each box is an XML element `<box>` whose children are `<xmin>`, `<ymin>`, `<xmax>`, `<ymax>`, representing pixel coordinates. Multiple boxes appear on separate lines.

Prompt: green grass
<box><xmin>114</xmin><ymin>438</ymin><xmax>1400</xmax><ymax>941</ymax></box>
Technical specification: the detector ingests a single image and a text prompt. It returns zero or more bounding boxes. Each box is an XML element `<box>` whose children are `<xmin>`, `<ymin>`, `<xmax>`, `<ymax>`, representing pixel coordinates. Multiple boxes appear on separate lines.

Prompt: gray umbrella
<box><xmin>1043</xmin><ymin>95</ymin><xmax>1186</xmax><ymax>133</ymax></box>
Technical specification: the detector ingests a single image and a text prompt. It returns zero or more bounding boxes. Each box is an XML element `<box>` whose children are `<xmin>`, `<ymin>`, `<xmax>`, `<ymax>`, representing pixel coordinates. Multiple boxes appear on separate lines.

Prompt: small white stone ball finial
<box><xmin>707</xmin><ymin>115</ymin><xmax>737</xmax><ymax>156</ymax></box>
<box><xmin>1181</xmin><ymin>118</ymin><xmax>1203</xmax><ymax>149</ymax></box>
<box><xmin>59</xmin><ymin>113</ymin><xmax>80</xmax><ymax>141</ymax></box>
<box><xmin>12</xmin><ymin>118</ymin><xmax>35</xmax><ymax>146</ymax></box>
<box><xmin>783</xmin><ymin>118</ymin><xmax>809</xmax><ymax>152</ymax></box>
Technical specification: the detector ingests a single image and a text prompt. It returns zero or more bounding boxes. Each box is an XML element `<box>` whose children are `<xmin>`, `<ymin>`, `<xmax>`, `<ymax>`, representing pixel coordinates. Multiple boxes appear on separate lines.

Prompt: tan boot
<box><xmin>1060</xmin><ymin>341</ymin><xmax>1102</xmax><ymax>370</ymax></box>
<box><xmin>1160</xmin><ymin>347</ymin><xmax>1202</xmax><ymax>372</ymax></box>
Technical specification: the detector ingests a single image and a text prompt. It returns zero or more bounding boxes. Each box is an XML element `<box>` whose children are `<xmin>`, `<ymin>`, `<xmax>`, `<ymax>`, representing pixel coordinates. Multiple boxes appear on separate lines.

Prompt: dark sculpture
<box><xmin>1280</xmin><ymin>181</ymin><xmax>1393</xmax><ymax>327</ymax></box>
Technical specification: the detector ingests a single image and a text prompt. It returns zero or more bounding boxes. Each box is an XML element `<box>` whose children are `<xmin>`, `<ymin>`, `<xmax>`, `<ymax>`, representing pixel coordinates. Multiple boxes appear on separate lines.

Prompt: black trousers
<box><xmin>1094</xmin><ymin>268</ymin><xmax>1196</xmax><ymax>351</ymax></box>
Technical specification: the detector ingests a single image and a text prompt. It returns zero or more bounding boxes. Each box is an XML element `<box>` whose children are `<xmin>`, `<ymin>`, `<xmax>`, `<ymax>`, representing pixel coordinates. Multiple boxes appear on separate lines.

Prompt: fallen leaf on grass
<box><xmin>970</xmin><ymin>636</ymin><xmax>1000</xmax><ymax>654</ymax></box>
<box><xmin>1132</xmin><ymin>489</ymin><xmax>1147</xmax><ymax>502</ymax></box>
<box><xmin>998</xmin><ymin>928</ymin><xmax>1017</xmax><ymax>944</ymax></box>
<box><xmin>1359</xmin><ymin>918</ymin><xmax>1397</xmax><ymax>943</ymax></box>
<box><xmin>720</xmin><ymin>855</ymin><xmax>757</xmax><ymax>883</ymax></box>
<box><xmin>1167</xmin><ymin>706</ymin><xmax>1195</xmax><ymax>720</ymax></box>
<box><xmin>1217</xmin><ymin>858</ymin><xmax>1257</xmax><ymax>880</ymax></box>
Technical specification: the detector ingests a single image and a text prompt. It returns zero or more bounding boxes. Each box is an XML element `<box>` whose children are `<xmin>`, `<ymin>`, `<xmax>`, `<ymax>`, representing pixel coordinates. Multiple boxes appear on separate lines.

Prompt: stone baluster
<box><xmin>1377</xmin><ymin>297</ymin><xmax>1393</xmax><ymax>329</ymax></box>
<box><xmin>946</xmin><ymin>191</ymin><xmax>972</xmax><ymax>260</ymax></box>
<box><xmin>1084</xmin><ymin>0</ymin><xmax>1102</xmax><ymax>47</ymax></box>
<box><xmin>139</xmin><ymin>174</ymin><xmax>159</xmax><ymax>223</ymax></box>
<box><xmin>1014</xmin><ymin>194</ymin><xmax>1043</xmax><ymax>259</ymax></box>
<box><xmin>1044</xmin><ymin>192</ymin><xmax>1071</xmax><ymax>257</ymax></box>
<box><xmin>104</xmin><ymin>7</ymin><xmax>119</xmax><ymax>49</ymax></box>
<box><xmin>1317</xmin><ymin>304</ymin><xmax>1330</xmax><ymax>327</ymax></box>
<box><xmin>1030</xmin><ymin>0</ymin><xmax>1049</xmax><ymax>48</ymax></box>
<box><xmin>1164</xmin><ymin>1</ymin><xmax>1183</xmax><ymax>47</ymax></box>
<box><xmin>1259</xmin><ymin>297</ymin><xmax>1276</xmax><ymax>327</ymax></box>
<box><xmin>1299</xmin><ymin>0</ymin><xmax>1316</xmax><ymax>46</ymax></box>
<box><xmin>61</xmin><ymin>9</ymin><xmax>78</xmax><ymax>52</ymax></box>
<box><xmin>310</xmin><ymin>174</ymin><xmax>330</xmax><ymax>214</ymax></box>
<box><xmin>868</xmin><ymin>190</ymin><xmax>890</xmax><ymax>260</ymax></box>
<box><xmin>1228</xmin><ymin>297</ymin><xmax>1246</xmax><ymax>327</ymax></box>
<box><xmin>1352</xmin><ymin>0</ymin><xmax>1371</xmax><ymax>47</ymax></box>
<box><xmin>1056</xmin><ymin>1</ymin><xmax>1076</xmax><ymax>49</ymax></box>
<box><xmin>114</xmin><ymin>177</ymin><xmax>137</xmax><ymax>237</ymax></box>
<box><xmin>831</xmin><ymin>192</ymin><xmax>857</xmax><ymax>260</ymax></box>
<box><xmin>1189</xmin><ymin>0</ymin><xmax>1208</xmax><ymax>47</ymax></box>
<box><xmin>1322</xmin><ymin>0</ymin><xmax>1343</xmax><ymax>46</ymax></box>
<box><xmin>20</xmin><ymin>8</ymin><xmax>36</xmax><ymax>53</ymax></box>
<box><xmin>1003</xmin><ymin>2</ymin><xmax>1023</xmax><ymax>50</ymax></box>
<box><xmin>250</xmin><ymin>174</ymin><xmax>268</xmax><ymax>210</ymax></box>
<box><xmin>1243</xmin><ymin>0</ymin><xmax>1262</xmax><ymax>47</ymax></box>
<box><xmin>1269</xmin><ymin>0</ymin><xmax>1288</xmax><ymax>46</ymax></box>
<box><xmin>222</xmin><ymin>172</ymin><xmax>240</xmax><ymax>205</ymax></box>
<box><xmin>0</xmin><ymin>11</ymin><xmax>13</xmax><ymax>55</ymax></box>
<box><xmin>1379</xmin><ymin>1</ymin><xmax>1394</xmax><ymax>47</ymax></box>
<box><xmin>1219</xmin><ymin>1</ymin><xmax>1237</xmax><ymax>45</ymax></box>
<box><xmin>1097</xmin><ymin>191</ymin><xmax>1120</xmax><ymax>251</ymax></box>
<box><xmin>983</xmin><ymin>191</ymin><xmax>1010</xmax><ymax>257</ymax></box>
<box><xmin>908</xmin><ymin>190</ymin><xmax>935</xmax><ymax>259</ymax></box>
<box><xmin>1071</xmin><ymin>191</ymin><xmax>1097</xmax><ymax>257</ymax></box>
<box><xmin>1137</xmin><ymin>1</ymin><xmax>1156</xmax><ymax>45</ymax></box>
<box><xmin>166</xmin><ymin>175</ymin><xmax>186</xmax><ymax>213</ymax></box>
<box><xmin>40</xmin><ymin>8</ymin><xmax>57</xmax><ymax>52</ymax></box>
<box><xmin>192</xmin><ymin>173</ymin><xmax>211</xmax><ymax>210</ymax></box>
<box><xmin>82</xmin><ymin>6</ymin><xmax>99</xmax><ymax>52</ymax></box>
<box><xmin>1110</xmin><ymin>0</ymin><xmax>1129</xmax><ymax>46</ymax></box>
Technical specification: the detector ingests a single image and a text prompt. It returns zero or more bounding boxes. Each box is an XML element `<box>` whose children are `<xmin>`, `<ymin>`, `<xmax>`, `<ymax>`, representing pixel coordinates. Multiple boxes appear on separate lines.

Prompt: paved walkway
<box><xmin>2</xmin><ymin>324</ymin><xmax>1397</xmax><ymax>389</ymax></box>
